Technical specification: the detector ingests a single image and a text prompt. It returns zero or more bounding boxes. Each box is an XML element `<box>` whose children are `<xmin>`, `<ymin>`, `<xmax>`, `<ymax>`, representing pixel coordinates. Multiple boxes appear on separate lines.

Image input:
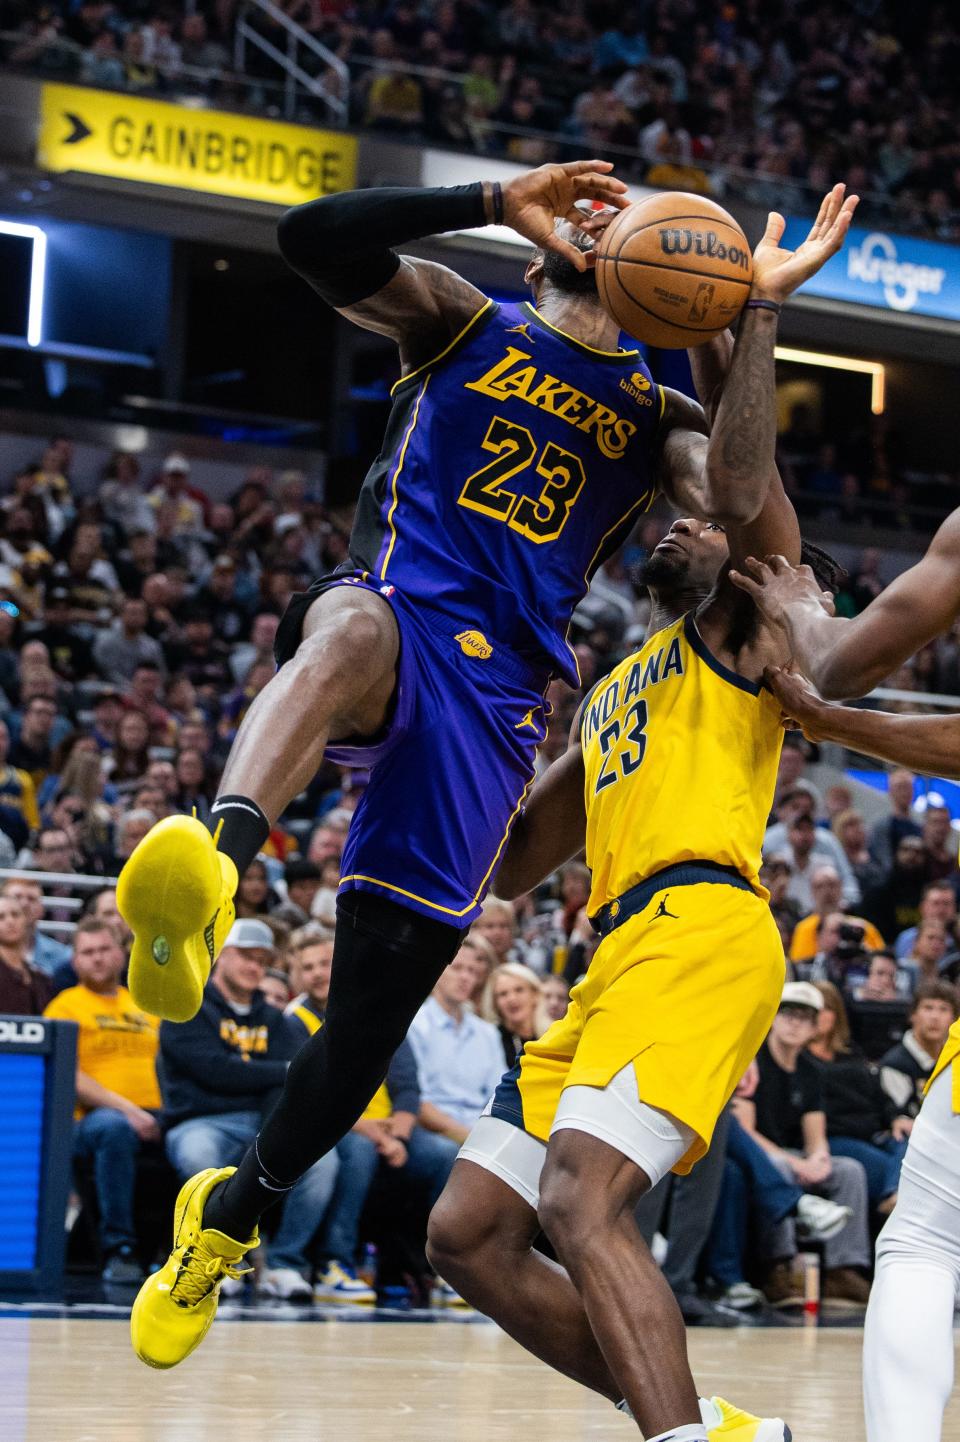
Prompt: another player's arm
<box><xmin>276</xmin><ymin>161</ymin><xmax>629</xmax><ymax>374</ymax></box>
<box><xmin>657</xmin><ymin>184</ymin><xmax>858</xmax><ymax>527</ymax></box>
<box><xmin>767</xmin><ymin>667</ymin><xmax>960</xmax><ymax>778</ymax></box>
<box><xmin>493</xmin><ymin>711</ymin><xmax>588</xmax><ymax>900</ymax></box>
<box><xmin>732</xmin><ymin>509</ymin><xmax>960</xmax><ymax>698</ymax></box>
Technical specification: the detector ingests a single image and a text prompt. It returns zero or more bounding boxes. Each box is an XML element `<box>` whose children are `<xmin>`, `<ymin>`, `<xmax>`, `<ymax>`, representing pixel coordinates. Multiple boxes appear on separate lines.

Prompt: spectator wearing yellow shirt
<box><xmin>45</xmin><ymin>918</ymin><xmax>161</xmax><ymax>1284</ymax></box>
<box><xmin>0</xmin><ymin>717</ymin><xmax>39</xmax><ymax>831</ymax></box>
<box><xmin>790</xmin><ymin>865</ymin><xmax>884</xmax><ymax>963</ymax></box>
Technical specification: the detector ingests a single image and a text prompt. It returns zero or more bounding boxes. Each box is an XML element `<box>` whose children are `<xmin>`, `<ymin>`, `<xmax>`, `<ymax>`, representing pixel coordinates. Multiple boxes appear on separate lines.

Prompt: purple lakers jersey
<box><xmin>349</xmin><ymin>298</ymin><xmax>664</xmax><ymax>685</ymax></box>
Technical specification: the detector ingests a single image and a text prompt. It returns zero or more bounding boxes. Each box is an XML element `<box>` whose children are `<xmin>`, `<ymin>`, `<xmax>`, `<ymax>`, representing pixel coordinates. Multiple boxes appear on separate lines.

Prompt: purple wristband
<box><xmin>745</xmin><ymin>298</ymin><xmax>782</xmax><ymax>315</ymax></box>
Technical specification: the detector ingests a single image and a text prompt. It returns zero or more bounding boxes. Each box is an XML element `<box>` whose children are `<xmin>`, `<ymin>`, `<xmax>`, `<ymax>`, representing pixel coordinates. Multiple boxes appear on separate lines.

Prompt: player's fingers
<box><xmin>572</xmin><ymin>174</ymin><xmax>631</xmax><ymax>207</ymax></box>
<box><xmin>559</xmin><ymin>158</ymin><xmax>616</xmax><ymax>176</ymax></box>
<box><xmin>765</xmin><ymin>554</ymin><xmax>791</xmax><ymax>573</ymax></box>
<box><xmin>760</xmin><ymin>210</ymin><xmax>786</xmax><ymax>248</ymax></box>
<box><xmin>728</xmin><ymin>569</ymin><xmax>761</xmax><ymax>598</ymax></box>
<box><xmin>807</xmin><ymin>188</ymin><xmax>834</xmax><ymax>241</ymax></box>
<box><xmin>541</xmin><ymin>230</ymin><xmax>589</xmax><ymax>271</ymax></box>
<box><xmin>740</xmin><ymin>556</ymin><xmax>770</xmax><ymax>580</ymax></box>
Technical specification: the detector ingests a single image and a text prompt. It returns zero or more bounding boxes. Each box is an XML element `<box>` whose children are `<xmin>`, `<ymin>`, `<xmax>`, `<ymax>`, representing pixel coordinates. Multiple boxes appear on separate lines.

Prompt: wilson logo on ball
<box><xmin>658</xmin><ymin>228</ymin><xmax>751</xmax><ymax>270</ymax></box>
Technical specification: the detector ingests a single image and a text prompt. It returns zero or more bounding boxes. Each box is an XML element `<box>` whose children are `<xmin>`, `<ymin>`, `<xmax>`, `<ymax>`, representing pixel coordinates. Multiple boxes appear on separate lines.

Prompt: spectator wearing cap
<box><xmin>148</xmin><ymin>454</ymin><xmax>204</xmax><ymax>536</ymax></box>
<box><xmin>879</xmin><ymin>981</ymin><xmax>959</xmax><ymax>1117</ymax></box>
<box><xmin>0</xmin><ymin>876</ymin><xmax>72</xmax><ymax>975</ymax></box>
<box><xmin>861</xmin><ymin>834</ymin><xmax>929</xmax><ymax>943</ymax></box>
<box><xmin>764</xmin><ymin>784</ymin><xmax>859</xmax><ymax>906</ymax></box>
<box><xmin>162</xmin><ymin>606</ymin><xmax>231</xmax><ymax>696</ymax></box>
<box><xmin>893</xmin><ymin>881</ymin><xmax>958</xmax><ymax>960</ymax></box>
<box><xmin>789</xmin><ymin>866</ymin><xmax>884</xmax><ymax>964</ymax></box>
<box><xmin>31</xmin><ymin>585</ymin><xmax>93</xmax><ymax>680</ymax></box>
<box><xmin>272</xmin><ymin>859</ymin><xmax>324</xmax><ymax>928</ymax></box>
<box><xmin>44</xmin><ymin>918</ymin><xmax>162</xmax><ymax>1282</ymax></box>
<box><xmin>869</xmin><ymin>769</ymin><xmax>922</xmax><ymax>873</ymax></box>
<box><xmin>160</xmin><ymin>917</ymin><xmax>339</xmax><ymax>1302</ymax></box>
<box><xmin>195</xmin><ymin>555</ymin><xmax>251</xmax><ymax>646</ymax></box>
<box><xmin>93</xmin><ymin>596</ymin><xmax>166</xmax><ymax>685</ymax></box>
<box><xmin>736</xmin><ymin>981</ymin><xmax>872</xmax><ymax>1306</ymax></box>
<box><xmin>0</xmin><ymin>892</ymin><xmax>54</xmax><ymax>1013</ymax></box>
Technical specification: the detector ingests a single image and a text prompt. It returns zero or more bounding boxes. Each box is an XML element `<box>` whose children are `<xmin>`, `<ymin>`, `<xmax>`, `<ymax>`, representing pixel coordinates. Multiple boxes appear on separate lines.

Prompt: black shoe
<box><xmin>674</xmin><ymin>1290</ymin><xmax>737</xmax><ymax>1327</ymax></box>
<box><xmin>102</xmin><ymin>1245</ymin><xmax>145</xmax><ymax>1284</ymax></box>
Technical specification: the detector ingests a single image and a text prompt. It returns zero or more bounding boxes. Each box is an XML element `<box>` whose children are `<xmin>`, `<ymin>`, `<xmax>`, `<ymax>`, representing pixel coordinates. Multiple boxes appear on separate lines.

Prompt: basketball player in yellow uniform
<box><xmin>427</xmin><ymin>395</ymin><xmax>841</xmax><ymax>1441</ymax></box>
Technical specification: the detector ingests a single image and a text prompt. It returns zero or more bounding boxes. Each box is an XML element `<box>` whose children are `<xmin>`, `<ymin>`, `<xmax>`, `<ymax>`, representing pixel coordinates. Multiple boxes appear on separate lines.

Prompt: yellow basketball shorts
<box><xmin>490</xmin><ymin>879</ymin><xmax>785</xmax><ymax>1175</ymax></box>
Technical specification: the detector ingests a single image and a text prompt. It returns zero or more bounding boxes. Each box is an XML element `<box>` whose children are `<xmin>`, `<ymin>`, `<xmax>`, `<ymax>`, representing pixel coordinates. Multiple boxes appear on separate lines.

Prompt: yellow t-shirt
<box><xmin>45</xmin><ymin>984</ymin><xmax>161</xmax><ymax>1117</ymax></box>
<box><xmin>789</xmin><ymin>913</ymin><xmax>885</xmax><ymax>962</ymax></box>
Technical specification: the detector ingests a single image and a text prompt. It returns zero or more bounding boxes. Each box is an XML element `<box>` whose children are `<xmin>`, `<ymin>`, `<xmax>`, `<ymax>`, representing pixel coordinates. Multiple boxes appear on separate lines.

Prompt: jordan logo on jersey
<box><xmin>651</xmin><ymin>895</ymin><xmax>679</xmax><ymax>920</ymax></box>
<box><xmin>505</xmin><ymin>322</ymin><xmax>534</xmax><ymax>340</ymax></box>
<box><xmin>514</xmin><ymin>708</ymin><xmax>539</xmax><ymax>732</ymax></box>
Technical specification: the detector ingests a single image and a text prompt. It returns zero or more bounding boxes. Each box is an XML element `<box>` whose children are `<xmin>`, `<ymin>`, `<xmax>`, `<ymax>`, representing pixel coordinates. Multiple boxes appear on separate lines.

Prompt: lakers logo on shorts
<box><xmin>455</xmin><ymin>629</ymin><xmax>493</xmax><ymax>660</ymax></box>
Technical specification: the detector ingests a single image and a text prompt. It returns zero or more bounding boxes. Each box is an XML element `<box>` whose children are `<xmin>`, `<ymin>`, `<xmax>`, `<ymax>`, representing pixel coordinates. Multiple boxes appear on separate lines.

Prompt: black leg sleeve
<box><xmin>204</xmin><ymin>893</ymin><xmax>464</xmax><ymax>1240</ymax></box>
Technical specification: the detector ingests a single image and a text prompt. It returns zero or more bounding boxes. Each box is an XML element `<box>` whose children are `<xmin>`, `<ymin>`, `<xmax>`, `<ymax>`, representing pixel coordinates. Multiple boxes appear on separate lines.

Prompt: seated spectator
<box><xmin>808</xmin><ymin>982</ymin><xmax>910</xmax><ymax>1213</ymax></box>
<box><xmin>869</xmin><ymin>770</ymin><xmax>921</xmax><ymax>872</ymax></box>
<box><xmin>10</xmin><ymin>695</ymin><xmax>60</xmax><ymax>791</ymax></box>
<box><xmin>163</xmin><ymin>606</ymin><xmax>232</xmax><ymax>698</ymax></box>
<box><xmin>0</xmin><ymin>893</ymin><xmax>54</xmax><ymax>1013</ymax></box>
<box><xmin>855</xmin><ymin>951</ymin><xmax>907</xmax><ymax>1003</ymax></box>
<box><xmin>109</xmin><ymin>808</ymin><xmax>157</xmax><ymax>874</ymax></box>
<box><xmin>261</xmin><ymin>968</ymin><xmax>292</xmax><ymax>1011</ymax></box>
<box><xmin>879</xmin><ymin>981</ymin><xmax>958</xmax><ymax>1117</ymax></box>
<box><xmin>832</xmin><ymin>809</ymin><xmax>883</xmax><ymax>896</ymax></box>
<box><xmin>900</xmin><ymin>921</ymin><xmax>949</xmax><ymax>993</ymax></box>
<box><xmin>85</xmin><ymin>885</ymin><xmax>133</xmax><ymax>953</ymax></box>
<box><xmin>106</xmin><ymin>709</ymin><xmax>151</xmax><ymax>784</ymax></box>
<box><xmin>761</xmin><ymin>853</ymin><xmax>802</xmax><ymax>944</ymax></box>
<box><xmin>789</xmin><ymin>866</ymin><xmax>884</xmax><ymax>963</ymax></box>
<box><xmin>0</xmin><ymin>718</ymin><xmax>40</xmax><ymax>831</ymax></box>
<box><xmin>93</xmin><ymin>597</ymin><xmax>166</xmax><ymax>685</ymax></box>
<box><xmin>235</xmin><ymin>857</ymin><xmax>274</xmax><ymax>918</ymax></box>
<box><xmin>764</xmin><ymin>785</ymin><xmax>859</xmax><ymax>906</ymax></box>
<box><xmin>0</xmin><ymin>875</ymin><xmax>72</xmax><ymax>975</ymax></box>
<box><xmin>797</xmin><ymin>912</ymin><xmax>875</xmax><ymax>996</ymax></box>
<box><xmin>472</xmin><ymin>896</ymin><xmax>526</xmax><ymax>967</ymax></box>
<box><xmin>735</xmin><ymin>981</ymin><xmax>872</xmax><ymax>1305</ymax></box>
<box><xmin>229</xmin><ymin>612</ymin><xmax>279</xmax><ymax>686</ymax></box>
<box><xmin>921</xmin><ymin>805</ymin><xmax>958</xmax><ymax>883</ymax></box>
<box><xmin>172</xmin><ymin>747</ymin><xmax>212</xmax><ymax>822</ymax></box>
<box><xmin>160</xmin><ymin>919</ymin><xmax>339</xmax><ymax>1302</ymax></box>
<box><xmin>482</xmin><ymin>961</ymin><xmax>548</xmax><ymax>1066</ymax></box>
<box><xmin>272</xmin><ymin>859</ymin><xmax>323</xmax><ymax>928</ymax></box>
<box><xmin>285</xmin><ymin>928</ymin><xmax>458</xmax><ymax>1302</ymax></box>
<box><xmin>407</xmin><ymin>939</ymin><xmax>505</xmax><ymax>1145</ymax></box>
<box><xmin>861</xmin><ymin>834</ymin><xmax>928</xmax><ymax>943</ymax></box>
<box><xmin>126</xmin><ymin>662</ymin><xmax>175</xmax><ymax>746</ymax></box>
<box><xmin>542</xmin><ymin>974</ymin><xmax>570</xmax><ymax>1022</ymax></box>
<box><xmin>894</xmin><ymin>880</ymin><xmax>958</xmax><ymax>960</ymax></box>
<box><xmin>44</xmin><ymin>919</ymin><xmax>161</xmax><ymax>1282</ymax></box>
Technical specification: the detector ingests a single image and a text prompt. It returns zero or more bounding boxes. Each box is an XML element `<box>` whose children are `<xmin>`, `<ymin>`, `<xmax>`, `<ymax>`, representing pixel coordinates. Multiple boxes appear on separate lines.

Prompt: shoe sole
<box><xmin>119</xmin><ymin>817</ymin><xmax>223</xmax><ymax>1022</ymax></box>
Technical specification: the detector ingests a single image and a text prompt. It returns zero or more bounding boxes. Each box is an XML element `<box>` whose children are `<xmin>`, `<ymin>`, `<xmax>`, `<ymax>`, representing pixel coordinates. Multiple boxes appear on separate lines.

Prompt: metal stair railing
<box><xmin>233</xmin><ymin>0</ymin><xmax>349</xmax><ymax>122</ymax></box>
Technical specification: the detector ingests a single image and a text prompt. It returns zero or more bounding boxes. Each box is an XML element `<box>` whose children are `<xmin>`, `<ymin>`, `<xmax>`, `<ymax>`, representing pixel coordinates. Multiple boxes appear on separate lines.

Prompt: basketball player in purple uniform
<box><xmin>120</xmin><ymin>164</ymin><xmax>855</xmax><ymax>1371</ymax></box>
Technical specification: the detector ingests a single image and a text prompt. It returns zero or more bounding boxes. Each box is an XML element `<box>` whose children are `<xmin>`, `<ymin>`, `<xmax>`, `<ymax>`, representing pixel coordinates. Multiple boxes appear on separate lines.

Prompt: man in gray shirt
<box><xmin>92</xmin><ymin>597</ymin><xmax>165</xmax><ymax>684</ymax></box>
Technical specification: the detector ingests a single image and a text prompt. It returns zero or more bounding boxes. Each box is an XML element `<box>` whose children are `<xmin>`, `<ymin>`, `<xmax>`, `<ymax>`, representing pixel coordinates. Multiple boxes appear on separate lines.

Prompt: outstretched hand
<box><xmin>764</xmin><ymin>665</ymin><xmax>830</xmax><ymax>740</ymax></box>
<box><xmin>729</xmin><ymin>554</ymin><xmax>833</xmax><ymax>630</ymax></box>
<box><xmin>751</xmin><ymin>182</ymin><xmax>859</xmax><ymax>303</ymax></box>
<box><xmin>502</xmin><ymin>160</ymin><xmax>631</xmax><ymax>271</ymax></box>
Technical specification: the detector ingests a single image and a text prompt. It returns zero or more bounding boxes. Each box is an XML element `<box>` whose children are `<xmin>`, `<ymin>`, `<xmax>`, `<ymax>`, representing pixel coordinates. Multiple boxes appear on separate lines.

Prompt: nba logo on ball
<box><xmin>596</xmin><ymin>193</ymin><xmax>754</xmax><ymax>349</ymax></box>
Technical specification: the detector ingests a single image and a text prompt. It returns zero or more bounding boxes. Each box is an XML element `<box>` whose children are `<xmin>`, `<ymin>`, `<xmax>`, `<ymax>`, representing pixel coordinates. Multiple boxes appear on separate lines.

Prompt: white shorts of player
<box><xmin>864</xmin><ymin>1068</ymin><xmax>960</xmax><ymax>1442</ymax></box>
<box><xmin>458</xmin><ymin>1061</ymin><xmax>697</xmax><ymax>1209</ymax></box>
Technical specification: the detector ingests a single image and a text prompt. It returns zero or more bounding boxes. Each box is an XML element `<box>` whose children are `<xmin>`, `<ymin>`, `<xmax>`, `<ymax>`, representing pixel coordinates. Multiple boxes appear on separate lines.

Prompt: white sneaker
<box><xmin>314</xmin><ymin>1261</ymin><xmax>376</xmax><ymax>1304</ymax></box>
<box><xmin>720</xmin><ymin>1280</ymin><xmax>765</xmax><ymax>1311</ymax></box>
<box><xmin>260</xmin><ymin>1267</ymin><xmax>313</xmax><ymax>1302</ymax></box>
<box><xmin>796</xmin><ymin>1193</ymin><xmax>852</xmax><ymax>1242</ymax></box>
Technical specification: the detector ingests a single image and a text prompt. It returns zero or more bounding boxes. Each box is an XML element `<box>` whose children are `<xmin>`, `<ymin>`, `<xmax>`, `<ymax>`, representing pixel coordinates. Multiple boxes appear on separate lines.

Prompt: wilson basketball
<box><xmin>595</xmin><ymin>193</ymin><xmax>754</xmax><ymax>348</ymax></box>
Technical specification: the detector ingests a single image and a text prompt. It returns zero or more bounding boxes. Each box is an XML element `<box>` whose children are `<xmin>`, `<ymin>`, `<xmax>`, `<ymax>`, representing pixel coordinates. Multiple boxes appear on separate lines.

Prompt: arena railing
<box><xmin>0</xmin><ymin>867</ymin><xmax>114</xmax><ymax>938</ymax></box>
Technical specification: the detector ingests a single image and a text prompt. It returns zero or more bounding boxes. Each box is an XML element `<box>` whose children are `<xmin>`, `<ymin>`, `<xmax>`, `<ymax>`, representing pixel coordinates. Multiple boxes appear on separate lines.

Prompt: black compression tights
<box><xmin>203</xmin><ymin>892</ymin><xmax>464</xmax><ymax>1241</ymax></box>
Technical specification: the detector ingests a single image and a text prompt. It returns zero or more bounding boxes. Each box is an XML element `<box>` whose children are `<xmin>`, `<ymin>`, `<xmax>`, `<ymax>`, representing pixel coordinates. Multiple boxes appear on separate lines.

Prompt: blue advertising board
<box><xmin>780</xmin><ymin>220</ymin><xmax>960</xmax><ymax>321</ymax></box>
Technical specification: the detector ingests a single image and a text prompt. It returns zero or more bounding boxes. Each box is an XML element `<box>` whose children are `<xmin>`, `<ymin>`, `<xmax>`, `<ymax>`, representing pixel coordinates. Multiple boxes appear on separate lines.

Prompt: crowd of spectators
<box><xmin>0</xmin><ymin>425</ymin><xmax>958</xmax><ymax>1314</ymax></box>
<box><xmin>2</xmin><ymin>0</ymin><xmax>959</xmax><ymax>237</ymax></box>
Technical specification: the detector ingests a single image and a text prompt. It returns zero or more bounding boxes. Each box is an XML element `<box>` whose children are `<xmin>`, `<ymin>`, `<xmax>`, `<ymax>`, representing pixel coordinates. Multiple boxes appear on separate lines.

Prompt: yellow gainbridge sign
<box><xmin>38</xmin><ymin>84</ymin><xmax>357</xmax><ymax>207</ymax></box>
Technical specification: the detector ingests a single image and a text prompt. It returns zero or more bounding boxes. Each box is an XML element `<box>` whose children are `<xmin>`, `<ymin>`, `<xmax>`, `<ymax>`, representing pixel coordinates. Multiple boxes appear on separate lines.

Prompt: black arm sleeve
<box><xmin>276</xmin><ymin>184</ymin><xmax>488</xmax><ymax>307</ymax></box>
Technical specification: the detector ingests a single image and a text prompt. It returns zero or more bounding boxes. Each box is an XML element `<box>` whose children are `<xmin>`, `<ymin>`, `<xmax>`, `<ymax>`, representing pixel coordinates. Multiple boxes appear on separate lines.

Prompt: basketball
<box><xmin>595</xmin><ymin>193</ymin><xmax>754</xmax><ymax>348</ymax></box>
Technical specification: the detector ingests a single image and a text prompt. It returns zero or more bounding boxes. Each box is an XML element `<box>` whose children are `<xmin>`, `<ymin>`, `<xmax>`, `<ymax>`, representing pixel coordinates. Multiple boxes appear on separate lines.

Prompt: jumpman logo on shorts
<box><xmin>651</xmin><ymin>895</ymin><xmax>679</xmax><ymax>920</ymax></box>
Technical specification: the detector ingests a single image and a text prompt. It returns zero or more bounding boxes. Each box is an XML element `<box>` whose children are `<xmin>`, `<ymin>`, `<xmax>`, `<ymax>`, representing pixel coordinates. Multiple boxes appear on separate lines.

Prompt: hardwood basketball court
<box><xmin>6</xmin><ymin>1311</ymin><xmax>960</xmax><ymax>1440</ymax></box>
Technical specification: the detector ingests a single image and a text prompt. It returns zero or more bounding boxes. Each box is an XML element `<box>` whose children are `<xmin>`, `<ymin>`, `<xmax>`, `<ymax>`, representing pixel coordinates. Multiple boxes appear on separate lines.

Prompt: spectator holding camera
<box><xmin>44</xmin><ymin>918</ymin><xmax>160</xmax><ymax>1282</ymax></box>
<box><xmin>736</xmin><ymin>982</ymin><xmax>872</xmax><ymax>1305</ymax></box>
<box><xmin>879</xmin><ymin>981</ymin><xmax>959</xmax><ymax>1117</ymax></box>
<box><xmin>807</xmin><ymin>981</ymin><xmax>911</xmax><ymax>1214</ymax></box>
<box><xmin>160</xmin><ymin>918</ymin><xmax>338</xmax><ymax>1302</ymax></box>
<box><xmin>789</xmin><ymin>865</ymin><xmax>884</xmax><ymax>964</ymax></box>
<box><xmin>797</xmin><ymin>913</ymin><xmax>876</xmax><ymax>997</ymax></box>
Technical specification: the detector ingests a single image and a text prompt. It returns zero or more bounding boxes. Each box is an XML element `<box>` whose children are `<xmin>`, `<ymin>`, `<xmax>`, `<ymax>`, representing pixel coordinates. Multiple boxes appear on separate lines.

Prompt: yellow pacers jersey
<box><xmin>582</xmin><ymin>613</ymin><xmax>784</xmax><ymax>912</ymax></box>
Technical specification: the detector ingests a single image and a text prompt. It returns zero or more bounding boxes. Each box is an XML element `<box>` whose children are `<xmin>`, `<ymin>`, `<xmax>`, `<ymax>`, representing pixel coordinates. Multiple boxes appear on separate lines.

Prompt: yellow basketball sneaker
<box><xmin>130</xmin><ymin>1168</ymin><xmax>257</xmax><ymax>1370</ymax></box>
<box><xmin>118</xmin><ymin>814</ymin><xmax>238</xmax><ymax>1022</ymax></box>
<box><xmin>705</xmin><ymin>1396</ymin><xmax>792</xmax><ymax>1441</ymax></box>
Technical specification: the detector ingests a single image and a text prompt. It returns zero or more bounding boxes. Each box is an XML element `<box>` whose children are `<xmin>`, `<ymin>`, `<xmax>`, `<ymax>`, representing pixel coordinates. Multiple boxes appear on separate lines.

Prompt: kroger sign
<box><xmin>780</xmin><ymin>219</ymin><xmax>960</xmax><ymax>322</ymax></box>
